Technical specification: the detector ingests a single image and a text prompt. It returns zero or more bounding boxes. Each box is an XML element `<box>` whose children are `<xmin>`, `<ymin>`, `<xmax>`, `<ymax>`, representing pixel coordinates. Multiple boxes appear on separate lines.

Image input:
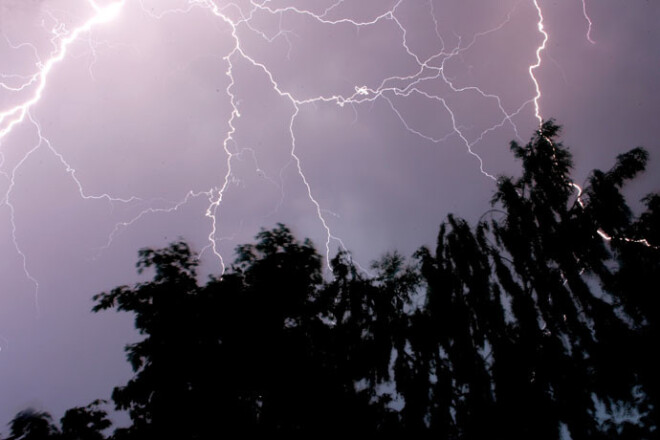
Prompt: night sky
<box><xmin>1</xmin><ymin>0</ymin><xmax>659</xmax><ymax>428</ymax></box>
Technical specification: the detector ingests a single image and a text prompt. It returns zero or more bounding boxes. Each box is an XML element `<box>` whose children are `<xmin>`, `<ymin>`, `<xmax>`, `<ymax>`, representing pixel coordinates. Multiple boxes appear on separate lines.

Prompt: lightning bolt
<box><xmin>528</xmin><ymin>0</ymin><xmax>595</xmax><ymax>126</ymax></box>
<box><xmin>0</xmin><ymin>1</ymin><xmax>127</xmax><ymax>139</ymax></box>
<box><xmin>1</xmin><ymin>0</ymin><xmax>618</xmax><ymax>303</ymax></box>
<box><xmin>581</xmin><ymin>0</ymin><xmax>596</xmax><ymax>44</ymax></box>
<box><xmin>505</xmin><ymin>3</ymin><xmax>652</xmax><ymax>250</ymax></box>
<box><xmin>572</xmin><ymin>182</ymin><xmax>657</xmax><ymax>249</ymax></box>
<box><xmin>2</xmin><ymin>112</ymin><xmax>42</xmax><ymax>314</ymax></box>
<box><xmin>530</xmin><ymin>0</ymin><xmax>549</xmax><ymax>126</ymax></box>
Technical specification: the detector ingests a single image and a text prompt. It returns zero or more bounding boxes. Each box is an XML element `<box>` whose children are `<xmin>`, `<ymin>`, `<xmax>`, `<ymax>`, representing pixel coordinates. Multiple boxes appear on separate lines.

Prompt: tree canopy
<box><xmin>5</xmin><ymin>121</ymin><xmax>658</xmax><ymax>439</ymax></box>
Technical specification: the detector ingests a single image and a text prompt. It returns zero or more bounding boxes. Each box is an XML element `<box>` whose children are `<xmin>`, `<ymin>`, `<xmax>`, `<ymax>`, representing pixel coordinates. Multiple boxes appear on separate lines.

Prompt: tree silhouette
<box><xmin>60</xmin><ymin>400</ymin><xmax>111</xmax><ymax>440</ymax></box>
<box><xmin>411</xmin><ymin>120</ymin><xmax>658</xmax><ymax>438</ymax></box>
<box><xmin>88</xmin><ymin>122</ymin><xmax>657</xmax><ymax>438</ymax></box>
<box><xmin>7</xmin><ymin>409</ymin><xmax>59</xmax><ymax>440</ymax></box>
<box><xmin>481</xmin><ymin>121</ymin><xmax>656</xmax><ymax>438</ymax></box>
<box><xmin>414</xmin><ymin>214</ymin><xmax>504</xmax><ymax>438</ymax></box>
<box><xmin>7</xmin><ymin>121</ymin><xmax>656</xmax><ymax>439</ymax></box>
<box><xmin>92</xmin><ymin>240</ymin><xmax>206</xmax><ymax>438</ymax></box>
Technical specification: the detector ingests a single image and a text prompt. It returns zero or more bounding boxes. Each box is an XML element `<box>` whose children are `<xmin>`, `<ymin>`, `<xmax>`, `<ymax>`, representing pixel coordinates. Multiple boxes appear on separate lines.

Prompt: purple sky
<box><xmin>1</xmin><ymin>0</ymin><xmax>659</xmax><ymax>429</ymax></box>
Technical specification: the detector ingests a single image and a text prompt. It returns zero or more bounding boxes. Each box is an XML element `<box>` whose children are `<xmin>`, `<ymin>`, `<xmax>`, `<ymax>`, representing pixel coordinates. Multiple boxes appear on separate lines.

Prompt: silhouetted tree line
<box><xmin>4</xmin><ymin>121</ymin><xmax>659</xmax><ymax>439</ymax></box>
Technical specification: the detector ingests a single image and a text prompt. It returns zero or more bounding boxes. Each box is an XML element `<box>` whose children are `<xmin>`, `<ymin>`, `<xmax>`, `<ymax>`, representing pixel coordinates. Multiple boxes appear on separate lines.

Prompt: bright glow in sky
<box><xmin>1</xmin><ymin>0</ymin><xmax>658</xmax><ymax>427</ymax></box>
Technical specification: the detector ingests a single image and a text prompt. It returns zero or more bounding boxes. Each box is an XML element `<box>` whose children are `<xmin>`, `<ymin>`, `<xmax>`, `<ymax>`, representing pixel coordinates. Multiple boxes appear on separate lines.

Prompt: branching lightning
<box><xmin>1</xmin><ymin>1</ymin><xmax>130</xmax><ymax>313</ymax></box>
<box><xmin>3</xmin><ymin>0</ymin><xmax>642</xmax><ymax>310</ymax></box>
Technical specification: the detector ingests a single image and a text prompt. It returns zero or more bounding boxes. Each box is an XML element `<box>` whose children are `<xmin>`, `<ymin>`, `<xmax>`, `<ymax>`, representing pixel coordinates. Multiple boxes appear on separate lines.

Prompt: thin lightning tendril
<box><xmin>572</xmin><ymin>182</ymin><xmax>657</xmax><ymax>249</ymax></box>
<box><xmin>581</xmin><ymin>0</ymin><xmax>596</xmax><ymax>45</ymax></box>
<box><xmin>1</xmin><ymin>1</ymin><xmax>130</xmax><ymax>312</ymax></box>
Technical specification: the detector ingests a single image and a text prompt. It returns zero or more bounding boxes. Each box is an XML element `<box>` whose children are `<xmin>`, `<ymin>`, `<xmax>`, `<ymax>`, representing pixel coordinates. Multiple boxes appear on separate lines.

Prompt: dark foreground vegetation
<box><xmin>4</xmin><ymin>121</ymin><xmax>659</xmax><ymax>439</ymax></box>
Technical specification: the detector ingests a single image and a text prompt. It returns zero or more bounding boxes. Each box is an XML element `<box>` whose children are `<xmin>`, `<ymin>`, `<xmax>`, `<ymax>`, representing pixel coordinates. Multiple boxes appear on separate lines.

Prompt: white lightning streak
<box><xmin>581</xmin><ymin>0</ymin><xmax>596</xmax><ymax>44</ymax></box>
<box><xmin>533</xmin><ymin>3</ymin><xmax>638</xmax><ymax>252</ymax></box>
<box><xmin>530</xmin><ymin>0</ymin><xmax>549</xmax><ymax>126</ymax></box>
<box><xmin>2</xmin><ymin>113</ymin><xmax>43</xmax><ymax>314</ymax></box>
<box><xmin>571</xmin><ymin>182</ymin><xmax>657</xmax><ymax>249</ymax></box>
<box><xmin>0</xmin><ymin>1</ymin><xmax>127</xmax><ymax>140</ymax></box>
